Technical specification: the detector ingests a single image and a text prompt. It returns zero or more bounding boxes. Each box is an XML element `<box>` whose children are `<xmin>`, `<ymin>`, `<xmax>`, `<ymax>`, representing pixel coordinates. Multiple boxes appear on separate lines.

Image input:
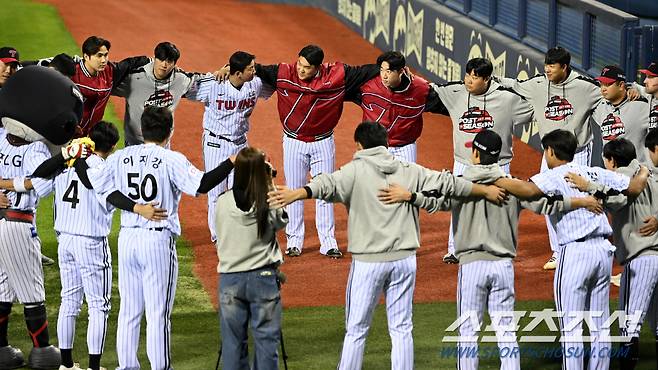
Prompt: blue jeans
<box><xmin>219</xmin><ymin>266</ymin><xmax>282</xmax><ymax>370</ymax></box>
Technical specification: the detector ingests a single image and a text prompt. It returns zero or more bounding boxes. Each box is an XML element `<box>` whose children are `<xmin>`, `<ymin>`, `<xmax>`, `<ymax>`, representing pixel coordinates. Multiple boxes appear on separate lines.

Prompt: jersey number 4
<box><xmin>127</xmin><ymin>173</ymin><xmax>158</xmax><ymax>201</ymax></box>
<box><xmin>62</xmin><ymin>180</ymin><xmax>80</xmax><ymax>209</ymax></box>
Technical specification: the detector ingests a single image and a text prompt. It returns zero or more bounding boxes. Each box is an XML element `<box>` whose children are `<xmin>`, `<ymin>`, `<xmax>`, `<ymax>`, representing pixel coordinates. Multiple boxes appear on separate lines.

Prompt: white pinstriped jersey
<box><xmin>32</xmin><ymin>155</ymin><xmax>114</xmax><ymax>237</ymax></box>
<box><xmin>0</xmin><ymin>132</ymin><xmax>50</xmax><ymax>211</ymax></box>
<box><xmin>186</xmin><ymin>76</ymin><xmax>272</xmax><ymax>139</ymax></box>
<box><xmin>88</xmin><ymin>143</ymin><xmax>203</xmax><ymax>236</ymax></box>
<box><xmin>531</xmin><ymin>163</ymin><xmax>630</xmax><ymax>245</ymax></box>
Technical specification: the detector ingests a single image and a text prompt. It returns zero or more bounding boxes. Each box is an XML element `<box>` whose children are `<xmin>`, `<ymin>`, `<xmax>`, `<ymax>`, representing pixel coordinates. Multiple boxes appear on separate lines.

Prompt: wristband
<box><xmin>13</xmin><ymin>177</ymin><xmax>27</xmax><ymax>193</ymax></box>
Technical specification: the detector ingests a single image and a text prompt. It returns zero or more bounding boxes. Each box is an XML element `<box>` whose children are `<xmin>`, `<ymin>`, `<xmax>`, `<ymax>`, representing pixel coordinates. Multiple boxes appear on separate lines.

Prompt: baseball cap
<box><xmin>0</xmin><ymin>47</ymin><xmax>19</xmax><ymax>64</ymax></box>
<box><xmin>472</xmin><ymin>130</ymin><xmax>501</xmax><ymax>156</ymax></box>
<box><xmin>639</xmin><ymin>62</ymin><xmax>658</xmax><ymax>77</ymax></box>
<box><xmin>595</xmin><ymin>65</ymin><xmax>626</xmax><ymax>84</ymax></box>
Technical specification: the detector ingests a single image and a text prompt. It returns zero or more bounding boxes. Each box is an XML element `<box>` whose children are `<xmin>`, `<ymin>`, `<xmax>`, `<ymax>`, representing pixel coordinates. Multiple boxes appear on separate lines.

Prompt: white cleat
<box><xmin>543</xmin><ymin>255</ymin><xmax>557</xmax><ymax>270</ymax></box>
<box><xmin>610</xmin><ymin>273</ymin><xmax>622</xmax><ymax>287</ymax></box>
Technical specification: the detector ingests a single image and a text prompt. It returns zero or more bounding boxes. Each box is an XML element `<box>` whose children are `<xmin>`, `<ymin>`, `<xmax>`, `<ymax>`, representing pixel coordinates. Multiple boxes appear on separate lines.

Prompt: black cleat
<box><xmin>27</xmin><ymin>345</ymin><xmax>61</xmax><ymax>370</ymax></box>
<box><xmin>442</xmin><ymin>253</ymin><xmax>458</xmax><ymax>264</ymax></box>
<box><xmin>285</xmin><ymin>247</ymin><xmax>301</xmax><ymax>257</ymax></box>
<box><xmin>0</xmin><ymin>345</ymin><xmax>25</xmax><ymax>369</ymax></box>
<box><xmin>326</xmin><ymin>248</ymin><xmax>343</xmax><ymax>259</ymax></box>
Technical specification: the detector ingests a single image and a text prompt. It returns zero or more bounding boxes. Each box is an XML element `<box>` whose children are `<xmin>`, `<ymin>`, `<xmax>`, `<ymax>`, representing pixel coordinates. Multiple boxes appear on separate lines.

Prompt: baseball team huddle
<box><xmin>0</xmin><ymin>32</ymin><xmax>657</xmax><ymax>370</ymax></box>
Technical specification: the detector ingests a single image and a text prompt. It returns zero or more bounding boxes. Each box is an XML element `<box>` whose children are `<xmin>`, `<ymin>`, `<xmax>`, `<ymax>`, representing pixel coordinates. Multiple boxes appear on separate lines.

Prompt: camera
<box><xmin>265</xmin><ymin>161</ymin><xmax>277</xmax><ymax>178</ymax></box>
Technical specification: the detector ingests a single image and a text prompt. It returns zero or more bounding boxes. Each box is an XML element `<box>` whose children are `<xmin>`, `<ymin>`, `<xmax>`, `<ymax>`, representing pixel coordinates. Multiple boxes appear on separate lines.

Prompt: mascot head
<box><xmin>0</xmin><ymin>66</ymin><xmax>82</xmax><ymax>146</ymax></box>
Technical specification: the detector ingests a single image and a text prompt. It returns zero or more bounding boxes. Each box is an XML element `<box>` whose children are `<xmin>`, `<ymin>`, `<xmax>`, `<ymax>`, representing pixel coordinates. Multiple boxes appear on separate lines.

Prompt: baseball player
<box><xmin>633</xmin><ymin>61</ymin><xmax>658</xmax><ymax>130</ymax></box>
<box><xmin>494</xmin><ymin>130</ymin><xmax>648</xmax><ymax>370</ymax></box>
<box><xmin>350</xmin><ymin>50</ymin><xmax>448</xmax><ymax>162</ymax></box>
<box><xmin>0</xmin><ymin>133</ymin><xmax>90</xmax><ymax>368</ymax></box>
<box><xmin>256</xmin><ymin>44</ymin><xmax>380</xmax><ymax>258</ymax></box>
<box><xmin>268</xmin><ymin>122</ymin><xmax>506</xmax><ymax>370</ymax></box>
<box><xmin>591</xmin><ymin>65</ymin><xmax>651</xmax><ymax>164</ymax></box>
<box><xmin>72</xmin><ymin>36</ymin><xmax>149</xmax><ymax>137</ymax></box>
<box><xmin>381</xmin><ymin>130</ymin><xmax>601</xmax><ymax>370</ymax></box>
<box><xmin>497</xmin><ymin>47</ymin><xmax>602</xmax><ymax>270</ymax></box>
<box><xmin>78</xmin><ymin>107</ymin><xmax>235</xmax><ymax>370</ymax></box>
<box><xmin>0</xmin><ymin>46</ymin><xmax>20</xmax><ymax>137</ymax></box>
<box><xmin>185</xmin><ymin>51</ymin><xmax>272</xmax><ymax>243</ymax></box>
<box><xmin>564</xmin><ymin>137</ymin><xmax>658</xmax><ymax>370</ymax></box>
<box><xmin>433</xmin><ymin>57</ymin><xmax>534</xmax><ymax>263</ymax></box>
<box><xmin>113</xmin><ymin>41</ymin><xmax>218</xmax><ymax>146</ymax></box>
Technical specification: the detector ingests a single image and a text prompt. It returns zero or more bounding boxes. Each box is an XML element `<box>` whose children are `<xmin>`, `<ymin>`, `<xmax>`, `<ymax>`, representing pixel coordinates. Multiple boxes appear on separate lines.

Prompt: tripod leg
<box><xmin>280</xmin><ymin>329</ymin><xmax>288</xmax><ymax>370</ymax></box>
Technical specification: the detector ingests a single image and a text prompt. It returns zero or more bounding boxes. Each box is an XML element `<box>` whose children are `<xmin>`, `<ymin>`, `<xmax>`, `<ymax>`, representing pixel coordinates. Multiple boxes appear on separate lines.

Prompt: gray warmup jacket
<box><xmin>500</xmin><ymin>71</ymin><xmax>600</xmax><ymax>148</ymax></box>
<box><xmin>215</xmin><ymin>190</ymin><xmax>288</xmax><ymax>273</ymax></box>
<box><xmin>633</xmin><ymin>82</ymin><xmax>658</xmax><ymax>130</ymax></box>
<box><xmin>591</xmin><ymin>97</ymin><xmax>651</xmax><ymax>164</ymax></box>
<box><xmin>432</xmin><ymin>80</ymin><xmax>534</xmax><ymax>166</ymax></box>
<box><xmin>307</xmin><ymin>146</ymin><xmax>473</xmax><ymax>262</ymax></box>
<box><xmin>113</xmin><ymin>61</ymin><xmax>209</xmax><ymax>145</ymax></box>
<box><xmin>597</xmin><ymin>160</ymin><xmax>658</xmax><ymax>264</ymax></box>
<box><xmin>413</xmin><ymin>164</ymin><xmax>574</xmax><ymax>264</ymax></box>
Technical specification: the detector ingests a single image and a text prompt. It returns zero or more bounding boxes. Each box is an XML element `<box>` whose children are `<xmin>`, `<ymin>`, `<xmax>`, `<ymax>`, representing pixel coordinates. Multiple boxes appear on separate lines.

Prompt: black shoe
<box><xmin>285</xmin><ymin>247</ymin><xmax>301</xmax><ymax>257</ymax></box>
<box><xmin>27</xmin><ymin>345</ymin><xmax>61</xmax><ymax>369</ymax></box>
<box><xmin>0</xmin><ymin>345</ymin><xmax>25</xmax><ymax>369</ymax></box>
<box><xmin>326</xmin><ymin>248</ymin><xmax>343</xmax><ymax>259</ymax></box>
<box><xmin>442</xmin><ymin>253</ymin><xmax>458</xmax><ymax>264</ymax></box>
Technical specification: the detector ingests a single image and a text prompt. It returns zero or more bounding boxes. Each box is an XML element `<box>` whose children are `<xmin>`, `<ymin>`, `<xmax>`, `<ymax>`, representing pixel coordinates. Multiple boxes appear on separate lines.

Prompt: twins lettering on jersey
<box><xmin>216</xmin><ymin>94</ymin><xmax>257</xmax><ymax>111</ymax></box>
<box><xmin>458</xmin><ymin>107</ymin><xmax>494</xmax><ymax>133</ymax></box>
<box><xmin>545</xmin><ymin>95</ymin><xmax>574</xmax><ymax>121</ymax></box>
<box><xmin>650</xmin><ymin>106</ymin><xmax>658</xmax><ymax>129</ymax></box>
<box><xmin>601</xmin><ymin>113</ymin><xmax>625</xmax><ymax>140</ymax></box>
<box><xmin>144</xmin><ymin>90</ymin><xmax>174</xmax><ymax>108</ymax></box>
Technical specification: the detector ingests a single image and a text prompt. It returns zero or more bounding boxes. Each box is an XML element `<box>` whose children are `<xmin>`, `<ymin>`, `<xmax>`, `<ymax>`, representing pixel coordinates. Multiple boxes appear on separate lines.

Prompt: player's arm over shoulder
<box><xmin>306</xmin><ymin>162</ymin><xmax>357</xmax><ymax>204</ymax></box>
<box><xmin>255</xmin><ymin>63</ymin><xmax>278</xmax><ymax>88</ymax></box>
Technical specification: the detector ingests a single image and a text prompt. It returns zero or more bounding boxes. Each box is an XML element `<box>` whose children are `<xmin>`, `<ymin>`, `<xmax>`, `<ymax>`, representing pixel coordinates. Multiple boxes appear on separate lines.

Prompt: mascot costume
<box><xmin>0</xmin><ymin>66</ymin><xmax>83</xmax><ymax>369</ymax></box>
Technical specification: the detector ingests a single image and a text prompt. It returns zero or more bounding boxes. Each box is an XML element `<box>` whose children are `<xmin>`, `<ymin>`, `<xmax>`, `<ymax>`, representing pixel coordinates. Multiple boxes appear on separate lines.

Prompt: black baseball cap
<box><xmin>639</xmin><ymin>62</ymin><xmax>658</xmax><ymax>77</ymax></box>
<box><xmin>595</xmin><ymin>65</ymin><xmax>626</xmax><ymax>84</ymax></box>
<box><xmin>472</xmin><ymin>130</ymin><xmax>501</xmax><ymax>156</ymax></box>
<box><xmin>0</xmin><ymin>47</ymin><xmax>19</xmax><ymax>64</ymax></box>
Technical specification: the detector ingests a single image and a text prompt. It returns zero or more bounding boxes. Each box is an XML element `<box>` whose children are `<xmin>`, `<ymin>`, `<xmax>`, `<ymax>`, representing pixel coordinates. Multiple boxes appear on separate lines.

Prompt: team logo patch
<box><xmin>144</xmin><ymin>89</ymin><xmax>174</xmax><ymax>108</ymax></box>
<box><xmin>650</xmin><ymin>105</ymin><xmax>658</xmax><ymax>129</ymax></box>
<box><xmin>544</xmin><ymin>96</ymin><xmax>574</xmax><ymax>121</ymax></box>
<box><xmin>600</xmin><ymin>113</ymin><xmax>625</xmax><ymax>140</ymax></box>
<box><xmin>458</xmin><ymin>107</ymin><xmax>494</xmax><ymax>133</ymax></box>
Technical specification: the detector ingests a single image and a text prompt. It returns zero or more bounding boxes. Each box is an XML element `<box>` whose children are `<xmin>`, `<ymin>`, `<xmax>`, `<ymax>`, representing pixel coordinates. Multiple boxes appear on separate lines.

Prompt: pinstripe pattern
<box><xmin>116</xmin><ymin>228</ymin><xmax>177</xmax><ymax>370</ymax></box>
<box><xmin>387</xmin><ymin>142</ymin><xmax>417</xmax><ymax>163</ymax></box>
<box><xmin>647</xmin><ymin>277</ymin><xmax>658</xmax><ymax>338</ymax></box>
<box><xmin>283</xmin><ymin>135</ymin><xmax>338</xmax><ymax>253</ymax></box>
<box><xmin>56</xmin><ymin>233</ymin><xmax>111</xmax><ymax>355</ymax></box>
<box><xmin>338</xmin><ymin>255</ymin><xmax>416</xmax><ymax>370</ymax></box>
<box><xmin>456</xmin><ymin>259</ymin><xmax>519</xmax><ymax>370</ymax></box>
<box><xmin>203</xmin><ymin>132</ymin><xmax>246</xmax><ymax>242</ymax></box>
<box><xmin>554</xmin><ymin>238</ymin><xmax>613</xmax><ymax>370</ymax></box>
<box><xmin>0</xmin><ymin>134</ymin><xmax>50</xmax><ymax>210</ymax></box>
<box><xmin>447</xmin><ymin>161</ymin><xmax>510</xmax><ymax>254</ymax></box>
<box><xmin>540</xmin><ymin>141</ymin><xmax>593</xmax><ymax>252</ymax></box>
<box><xmin>619</xmin><ymin>255</ymin><xmax>658</xmax><ymax>338</ymax></box>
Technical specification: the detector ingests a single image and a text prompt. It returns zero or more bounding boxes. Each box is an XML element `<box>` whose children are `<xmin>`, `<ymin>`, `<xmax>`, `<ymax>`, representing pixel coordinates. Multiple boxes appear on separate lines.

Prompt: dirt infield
<box><xmin>44</xmin><ymin>0</ymin><xmax>620</xmax><ymax>307</ymax></box>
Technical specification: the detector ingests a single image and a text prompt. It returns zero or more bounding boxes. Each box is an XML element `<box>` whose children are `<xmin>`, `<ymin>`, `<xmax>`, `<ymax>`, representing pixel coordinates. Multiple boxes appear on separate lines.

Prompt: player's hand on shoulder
<box><xmin>581</xmin><ymin>195</ymin><xmax>603</xmax><ymax>214</ymax></box>
<box><xmin>565</xmin><ymin>172</ymin><xmax>589</xmax><ymax>191</ymax></box>
<box><xmin>639</xmin><ymin>216</ymin><xmax>658</xmax><ymax>236</ymax></box>
<box><xmin>0</xmin><ymin>192</ymin><xmax>9</xmax><ymax>208</ymax></box>
<box><xmin>484</xmin><ymin>185</ymin><xmax>507</xmax><ymax>205</ymax></box>
<box><xmin>267</xmin><ymin>186</ymin><xmax>295</xmax><ymax>209</ymax></box>
<box><xmin>627</xmin><ymin>87</ymin><xmax>641</xmax><ymax>101</ymax></box>
<box><xmin>134</xmin><ymin>202</ymin><xmax>168</xmax><ymax>221</ymax></box>
<box><xmin>378</xmin><ymin>183</ymin><xmax>412</xmax><ymax>204</ymax></box>
<box><xmin>213</xmin><ymin>64</ymin><xmax>230</xmax><ymax>82</ymax></box>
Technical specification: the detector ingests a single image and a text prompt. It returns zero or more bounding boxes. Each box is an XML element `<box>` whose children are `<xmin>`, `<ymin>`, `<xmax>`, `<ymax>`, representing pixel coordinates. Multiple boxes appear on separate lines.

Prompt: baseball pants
<box><xmin>283</xmin><ymin>135</ymin><xmax>338</xmax><ymax>254</ymax></box>
<box><xmin>57</xmin><ymin>233</ymin><xmax>111</xmax><ymax>355</ymax></box>
<box><xmin>456</xmin><ymin>259</ymin><xmax>520</xmax><ymax>370</ymax></box>
<box><xmin>554</xmin><ymin>237</ymin><xmax>613</xmax><ymax>370</ymax></box>
<box><xmin>338</xmin><ymin>255</ymin><xmax>416</xmax><ymax>370</ymax></box>
<box><xmin>388</xmin><ymin>142</ymin><xmax>417</xmax><ymax>163</ymax></box>
<box><xmin>0</xmin><ymin>219</ymin><xmax>45</xmax><ymax>303</ymax></box>
<box><xmin>447</xmin><ymin>161</ymin><xmax>510</xmax><ymax>255</ymax></box>
<box><xmin>541</xmin><ymin>142</ymin><xmax>592</xmax><ymax>253</ymax></box>
<box><xmin>116</xmin><ymin>228</ymin><xmax>178</xmax><ymax>370</ymax></box>
<box><xmin>619</xmin><ymin>255</ymin><xmax>658</xmax><ymax>338</ymax></box>
<box><xmin>203</xmin><ymin>130</ymin><xmax>246</xmax><ymax>242</ymax></box>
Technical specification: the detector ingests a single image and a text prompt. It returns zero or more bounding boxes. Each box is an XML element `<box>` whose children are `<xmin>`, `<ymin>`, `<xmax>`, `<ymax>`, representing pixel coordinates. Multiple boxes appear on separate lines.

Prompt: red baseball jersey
<box><xmin>276</xmin><ymin>62</ymin><xmax>346</xmax><ymax>141</ymax></box>
<box><xmin>360</xmin><ymin>76</ymin><xmax>430</xmax><ymax>147</ymax></box>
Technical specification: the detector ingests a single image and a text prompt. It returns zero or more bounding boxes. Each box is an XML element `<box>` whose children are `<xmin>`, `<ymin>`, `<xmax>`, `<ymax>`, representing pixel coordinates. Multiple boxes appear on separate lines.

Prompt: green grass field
<box><xmin>1</xmin><ymin>0</ymin><xmax>656</xmax><ymax>369</ymax></box>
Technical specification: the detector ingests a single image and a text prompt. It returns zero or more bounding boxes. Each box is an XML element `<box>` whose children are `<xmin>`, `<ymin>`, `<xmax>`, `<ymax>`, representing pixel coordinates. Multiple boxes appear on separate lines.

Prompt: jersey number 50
<box><xmin>127</xmin><ymin>173</ymin><xmax>158</xmax><ymax>202</ymax></box>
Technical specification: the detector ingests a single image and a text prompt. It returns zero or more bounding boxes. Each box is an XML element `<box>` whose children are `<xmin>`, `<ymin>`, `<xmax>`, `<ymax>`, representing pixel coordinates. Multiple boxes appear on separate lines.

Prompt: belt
<box><xmin>390</xmin><ymin>141</ymin><xmax>416</xmax><ymax>148</ymax></box>
<box><xmin>0</xmin><ymin>209</ymin><xmax>34</xmax><ymax>224</ymax></box>
<box><xmin>205</xmin><ymin>130</ymin><xmax>247</xmax><ymax>145</ymax></box>
<box><xmin>283</xmin><ymin>129</ymin><xmax>333</xmax><ymax>143</ymax></box>
<box><xmin>148</xmin><ymin>227</ymin><xmax>165</xmax><ymax>232</ymax></box>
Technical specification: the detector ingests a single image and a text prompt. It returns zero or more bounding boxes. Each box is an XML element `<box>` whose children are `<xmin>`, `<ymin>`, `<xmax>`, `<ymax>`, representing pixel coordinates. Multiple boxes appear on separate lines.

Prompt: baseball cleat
<box><xmin>285</xmin><ymin>247</ymin><xmax>301</xmax><ymax>257</ymax></box>
<box><xmin>0</xmin><ymin>345</ymin><xmax>25</xmax><ymax>369</ymax></box>
<box><xmin>27</xmin><ymin>345</ymin><xmax>61</xmax><ymax>369</ymax></box>
<box><xmin>442</xmin><ymin>253</ymin><xmax>458</xmax><ymax>264</ymax></box>
<box><xmin>543</xmin><ymin>255</ymin><xmax>557</xmax><ymax>270</ymax></box>
<box><xmin>325</xmin><ymin>248</ymin><xmax>343</xmax><ymax>259</ymax></box>
<box><xmin>610</xmin><ymin>273</ymin><xmax>621</xmax><ymax>287</ymax></box>
<box><xmin>86</xmin><ymin>367</ymin><xmax>105</xmax><ymax>370</ymax></box>
<box><xmin>59</xmin><ymin>363</ymin><xmax>82</xmax><ymax>370</ymax></box>
<box><xmin>41</xmin><ymin>254</ymin><xmax>55</xmax><ymax>266</ymax></box>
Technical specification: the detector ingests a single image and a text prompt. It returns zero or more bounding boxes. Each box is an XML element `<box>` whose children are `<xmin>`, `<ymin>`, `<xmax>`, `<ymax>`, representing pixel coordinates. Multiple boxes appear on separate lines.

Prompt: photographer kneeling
<box><xmin>215</xmin><ymin>147</ymin><xmax>288</xmax><ymax>370</ymax></box>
